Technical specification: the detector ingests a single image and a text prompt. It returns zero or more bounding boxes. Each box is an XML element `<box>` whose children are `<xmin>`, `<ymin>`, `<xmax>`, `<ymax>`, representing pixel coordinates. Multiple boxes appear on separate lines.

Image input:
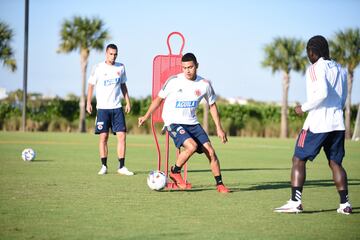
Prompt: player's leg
<box><xmin>98</xmin><ymin>132</ymin><xmax>109</xmax><ymax>174</ymax></box>
<box><xmin>275</xmin><ymin>130</ymin><xmax>324</xmax><ymax>213</ymax></box>
<box><xmin>95</xmin><ymin>109</ymin><xmax>111</xmax><ymax>175</ymax></box>
<box><xmin>113</xmin><ymin>108</ymin><xmax>133</xmax><ymax>176</ymax></box>
<box><xmin>202</xmin><ymin>142</ymin><xmax>230</xmax><ymax>193</ymax></box>
<box><xmin>167</xmin><ymin>124</ymin><xmax>197</xmax><ymax>189</ymax></box>
<box><xmin>324</xmin><ymin>131</ymin><xmax>351</xmax><ymax>215</ymax></box>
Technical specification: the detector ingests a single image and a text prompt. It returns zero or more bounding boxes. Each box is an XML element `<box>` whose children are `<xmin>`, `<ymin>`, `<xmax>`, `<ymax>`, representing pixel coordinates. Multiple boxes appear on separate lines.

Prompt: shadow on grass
<box><xmin>188</xmin><ymin>167</ymin><xmax>290</xmax><ymax>173</ymax></box>
<box><xmin>242</xmin><ymin>179</ymin><xmax>360</xmax><ymax>191</ymax></box>
<box><xmin>303</xmin><ymin>207</ymin><xmax>360</xmax><ymax>214</ymax></box>
<box><xmin>30</xmin><ymin>159</ymin><xmax>54</xmax><ymax>163</ymax></box>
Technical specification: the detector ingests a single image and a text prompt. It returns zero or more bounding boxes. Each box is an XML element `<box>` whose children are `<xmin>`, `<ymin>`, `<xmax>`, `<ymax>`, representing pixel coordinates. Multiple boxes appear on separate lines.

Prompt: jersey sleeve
<box><xmin>204</xmin><ymin>80</ymin><xmax>217</xmax><ymax>105</ymax></box>
<box><xmin>88</xmin><ymin>65</ymin><xmax>98</xmax><ymax>85</ymax></box>
<box><xmin>340</xmin><ymin>67</ymin><xmax>347</xmax><ymax>109</ymax></box>
<box><xmin>301</xmin><ymin>62</ymin><xmax>328</xmax><ymax>112</ymax></box>
<box><xmin>158</xmin><ymin>75</ymin><xmax>177</xmax><ymax>99</ymax></box>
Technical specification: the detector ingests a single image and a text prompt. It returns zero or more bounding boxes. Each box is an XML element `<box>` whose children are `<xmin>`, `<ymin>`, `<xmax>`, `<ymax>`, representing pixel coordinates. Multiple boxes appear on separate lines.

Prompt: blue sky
<box><xmin>0</xmin><ymin>0</ymin><xmax>359</xmax><ymax>103</ymax></box>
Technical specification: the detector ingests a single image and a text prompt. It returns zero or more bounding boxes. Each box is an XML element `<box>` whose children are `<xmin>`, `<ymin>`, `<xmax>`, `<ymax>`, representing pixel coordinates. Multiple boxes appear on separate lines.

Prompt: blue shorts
<box><xmin>294</xmin><ymin>130</ymin><xmax>345</xmax><ymax>164</ymax></box>
<box><xmin>95</xmin><ymin>108</ymin><xmax>126</xmax><ymax>134</ymax></box>
<box><xmin>166</xmin><ymin>124</ymin><xmax>210</xmax><ymax>154</ymax></box>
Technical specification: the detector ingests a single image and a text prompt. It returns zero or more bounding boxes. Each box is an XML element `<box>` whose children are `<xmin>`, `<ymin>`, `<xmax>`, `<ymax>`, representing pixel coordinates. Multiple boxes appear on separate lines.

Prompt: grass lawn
<box><xmin>0</xmin><ymin>132</ymin><xmax>359</xmax><ymax>240</ymax></box>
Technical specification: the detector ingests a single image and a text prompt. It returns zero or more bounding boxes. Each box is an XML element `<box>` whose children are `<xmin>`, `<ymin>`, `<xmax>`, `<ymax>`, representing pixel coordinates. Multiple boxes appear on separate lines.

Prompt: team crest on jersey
<box><xmin>194</xmin><ymin>89</ymin><xmax>201</xmax><ymax>97</ymax></box>
<box><xmin>97</xmin><ymin>122</ymin><xmax>104</xmax><ymax>130</ymax></box>
<box><xmin>117</xmin><ymin>71</ymin><xmax>121</xmax><ymax>76</ymax></box>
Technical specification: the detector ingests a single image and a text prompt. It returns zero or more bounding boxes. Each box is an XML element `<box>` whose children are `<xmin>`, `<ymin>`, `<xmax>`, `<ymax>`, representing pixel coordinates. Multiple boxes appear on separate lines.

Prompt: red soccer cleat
<box><xmin>169</xmin><ymin>167</ymin><xmax>187</xmax><ymax>189</ymax></box>
<box><xmin>217</xmin><ymin>184</ymin><xmax>230</xmax><ymax>193</ymax></box>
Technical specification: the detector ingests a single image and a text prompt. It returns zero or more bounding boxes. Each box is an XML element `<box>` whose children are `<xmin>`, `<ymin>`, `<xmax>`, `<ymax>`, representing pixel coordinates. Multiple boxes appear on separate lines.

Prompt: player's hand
<box><xmin>124</xmin><ymin>103</ymin><xmax>131</xmax><ymax>114</ymax></box>
<box><xmin>86</xmin><ymin>103</ymin><xmax>92</xmax><ymax>114</ymax></box>
<box><xmin>217</xmin><ymin>128</ymin><xmax>228</xmax><ymax>143</ymax></box>
<box><xmin>138</xmin><ymin>116</ymin><xmax>147</xmax><ymax>127</ymax></box>
<box><xmin>295</xmin><ymin>105</ymin><xmax>304</xmax><ymax>116</ymax></box>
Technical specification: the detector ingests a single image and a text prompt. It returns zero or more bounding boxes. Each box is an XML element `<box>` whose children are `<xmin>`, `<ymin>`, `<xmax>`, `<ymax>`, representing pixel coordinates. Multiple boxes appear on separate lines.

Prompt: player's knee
<box><xmin>187</xmin><ymin>142</ymin><xmax>198</xmax><ymax>153</ymax></box>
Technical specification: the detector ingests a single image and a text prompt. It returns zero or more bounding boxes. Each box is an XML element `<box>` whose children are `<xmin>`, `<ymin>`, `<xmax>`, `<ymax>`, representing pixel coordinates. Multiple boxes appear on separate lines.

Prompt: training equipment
<box><xmin>274</xmin><ymin>199</ymin><xmax>303</xmax><ymax>213</ymax></box>
<box><xmin>21</xmin><ymin>148</ymin><xmax>36</xmax><ymax>161</ymax></box>
<box><xmin>152</xmin><ymin>32</ymin><xmax>191</xmax><ymax>189</ymax></box>
<box><xmin>98</xmin><ymin>165</ymin><xmax>107</xmax><ymax>175</ymax></box>
<box><xmin>337</xmin><ymin>202</ymin><xmax>352</xmax><ymax>215</ymax></box>
<box><xmin>147</xmin><ymin>170</ymin><xmax>167</xmax><ymax>191</ymax></box>
<box><xmin>117</xmin><ymin>166</ymin><xmax>134</xmax><ymax>176</ymax></box>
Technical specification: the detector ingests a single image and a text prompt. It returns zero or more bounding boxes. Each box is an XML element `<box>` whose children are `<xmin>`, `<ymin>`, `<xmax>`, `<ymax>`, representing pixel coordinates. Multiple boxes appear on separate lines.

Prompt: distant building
<box><xmin>226</xmin><ymin>97</ymin><xmax>248</xmax><ymax>105</ymax></box>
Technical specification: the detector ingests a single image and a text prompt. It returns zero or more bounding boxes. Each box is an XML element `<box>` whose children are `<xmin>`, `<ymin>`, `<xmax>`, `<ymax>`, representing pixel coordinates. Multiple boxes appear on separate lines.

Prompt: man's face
<box><xmin>307</xmin><ymin>49</ymin><xmax>318</xmax><ymax>64</ymax></box>
<box><xmin>106</xmin><ymin>48</ymin><xmax>118</xmax><ymax>65</ymax></box>
<box><xmin>182</xmin><ymin>61</ymin><xmax>197</xmax><ymax>80</ymax></box>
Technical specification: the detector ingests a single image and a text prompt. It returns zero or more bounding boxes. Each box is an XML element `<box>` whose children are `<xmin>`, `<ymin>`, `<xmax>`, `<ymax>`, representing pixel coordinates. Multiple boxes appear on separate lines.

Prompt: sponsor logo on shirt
<box><xmin>104</xmin><ymin>78</ymin><xmax>121</xmax><ymax>86</ymax></box>
<box><xmin>175</xmin><ymin>101</ymin><xmax>198</xmax><ymax>108</ymax></box>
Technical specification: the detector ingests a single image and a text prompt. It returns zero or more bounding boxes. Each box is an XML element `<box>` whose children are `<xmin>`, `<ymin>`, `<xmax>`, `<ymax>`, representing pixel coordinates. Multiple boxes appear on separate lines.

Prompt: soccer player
<box><xmin>138</xmin><ymin>53</ymin><xmax>230</xmax><ymax>193</ymax></box>
<box><xmin>86</xmin><ymin>44</ymin><xmax>134</xmax><ymax>176</ymax></box>
<box><xmin>274</xmin><ymin>35</ymin><xmax>351</xmax><ymax>214</ymax></box>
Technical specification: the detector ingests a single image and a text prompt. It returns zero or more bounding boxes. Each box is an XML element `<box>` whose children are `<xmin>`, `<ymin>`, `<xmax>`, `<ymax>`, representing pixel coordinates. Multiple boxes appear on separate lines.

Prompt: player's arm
<box><xmin>300</xmin><ymin>66</ymin><xmax>328</xmax><ymax>113</ymax></box>
<box><xmin>86</xmin><ymin>84</ymin><xmax>94</xmax><ymax>114</ymax></box>
<box><xmin>138</xmin><ymin>96</ymin><xmax>164</xmax><ymax>126</ymax></box>
<box><xmin>121</xmin><ymin>83</ymin><xmax>131</xmax><ymax>114</ymax></box>
<box><xmin>209</xmin><ymin>103</ymin><xmax>228</xmax><ymax>143</ymax></box>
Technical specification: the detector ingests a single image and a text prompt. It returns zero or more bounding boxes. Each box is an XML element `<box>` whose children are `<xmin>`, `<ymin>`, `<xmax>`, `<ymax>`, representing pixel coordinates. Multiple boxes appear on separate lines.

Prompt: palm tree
<box><xmin>262</xmin><ymin>37</ymin><xmax>308</xmax><ymax>138</ymax></box>
<box><xmin>0</xmin><ymin>21</ymin><xmax>17</xmax><ymax>72</ymax></box>
<box><xmin>58</xmin><ymin>16</ymin><xmax>109</xmax><ymax>132</ymax></box>
<box><xmin>329</xmin><ymin>28</ymin><xmax>360</xmax><ymax>139</ymax></box>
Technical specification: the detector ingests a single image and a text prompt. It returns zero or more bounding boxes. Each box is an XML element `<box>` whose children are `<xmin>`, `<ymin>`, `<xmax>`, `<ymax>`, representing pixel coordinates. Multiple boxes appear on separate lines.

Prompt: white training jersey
<box><xmin>88</xmin><ymin>62</ymin><xmax>127</xmax><ymax>109</ymax></box>
<box><xmin>158</xmin><ymin>73</ymin><xmax>216</xmax><ymax>126</ymax></box>
<box><xmin>301</xmin><ymin>57</ymin><xmax>347</xmax><ymax>133</ymax></box>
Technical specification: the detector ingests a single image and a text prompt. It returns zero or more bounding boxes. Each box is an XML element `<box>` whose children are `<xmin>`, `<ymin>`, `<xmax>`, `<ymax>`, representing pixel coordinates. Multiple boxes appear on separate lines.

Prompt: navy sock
<box><xmin>338</xmin><ymin>190</ymin><xmax>349</xmax><ymax>204</ymax></box>
<box><xmin>291</xmin><ymin>187</ymin><xmax>303</xmax><ymax>202</ymax></box>
<box><xmin>215</xmin><ymin>175</ymin><xmax>223</xmax><ymax>186</ymax></box>
<box><xmin>101</xmin><ymin>157</ymin><xmax>107</xmax><ymax>167</ymax></box>
<box><xmin>172</xmin><ymin>165</ymin><xmax>182</xmax><ymax>173</ymax></box>
<box><xmin>119</xmin><ymin>158</ymin><xmax>125</xmax><ymax>169</ymax></box>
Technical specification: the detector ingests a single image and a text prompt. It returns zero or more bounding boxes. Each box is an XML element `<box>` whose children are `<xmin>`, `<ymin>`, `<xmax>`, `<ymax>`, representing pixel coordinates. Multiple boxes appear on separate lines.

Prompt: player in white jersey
<box><xmin>86</xmin><ymin>44</ymin><xmax>134</xmax><ymax>176</ymax></box>
<box><xmin>274</xmin><ymin>36</ymin><xmax>351</xmax><ymax>214</ymax></box>
<box><xmin>138</xmin><ymin>53</ymin><xmax>230</xmax><ymax>193</ymax></box>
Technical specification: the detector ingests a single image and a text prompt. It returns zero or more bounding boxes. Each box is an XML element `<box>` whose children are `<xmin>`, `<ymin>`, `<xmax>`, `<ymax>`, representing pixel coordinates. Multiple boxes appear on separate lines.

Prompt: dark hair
<box><xmin>306</xmin><ymin>35</ymin><xmax>330</xmax><ymax>60</ymax></box>
<box><xmin>182</xmin><ymin>52</ymin><xmax>198</xmax><ymax>65</ymax></box>
<box><xmin>106</xmin><ymin>43</ymin><xmax>118</xmax><ymax>51</ymax></box>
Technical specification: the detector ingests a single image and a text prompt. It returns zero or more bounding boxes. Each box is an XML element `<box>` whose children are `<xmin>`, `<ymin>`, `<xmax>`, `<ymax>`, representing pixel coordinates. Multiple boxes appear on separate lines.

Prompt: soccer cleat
<box><xmin>274</xmin><ymin>199</ymin><xmax>303</xmax><ymax>213</ymax></box>
<box><xmin>117</xmin><ymin>166</ymin><xmax>134</xmax><ymax>176</ymax></box>
<box><xmin>169</xmin><ymin>167</ymin><xmax>187</xmax><ymax>189</ymax></box>
<box><xmin>98</xmin><ymin>165</ymin><xmax>107</xmax><ymax>175</ymax></box>
<box><xmin>337</xmin><ymin>202</ymin><xmax>352</xmax><ymax>215</ymax></box>
<box><xmin>217</xmin><ymin>184</ymin><xmax>230</xmax><ymax>193</ymax></box>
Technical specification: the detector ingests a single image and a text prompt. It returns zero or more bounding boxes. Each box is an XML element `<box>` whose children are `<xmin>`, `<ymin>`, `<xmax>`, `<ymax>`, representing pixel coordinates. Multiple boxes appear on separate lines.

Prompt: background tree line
<box><xmin>0</xmin><ymin>90</ymin><xmax>358</xmax><ymax>138</ymax></box>
<box><xmin>1</xmin><ymin>17</ymin><xmax>359</xmax><ymax>138</ymax></box>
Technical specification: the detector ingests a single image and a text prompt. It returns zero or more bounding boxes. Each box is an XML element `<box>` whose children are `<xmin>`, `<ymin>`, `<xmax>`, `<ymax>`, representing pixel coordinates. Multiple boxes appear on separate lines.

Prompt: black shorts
<box><xmin>95</xmin><ymin>108</ymin><xmax>126</xmax><ymax>134</ymax></box>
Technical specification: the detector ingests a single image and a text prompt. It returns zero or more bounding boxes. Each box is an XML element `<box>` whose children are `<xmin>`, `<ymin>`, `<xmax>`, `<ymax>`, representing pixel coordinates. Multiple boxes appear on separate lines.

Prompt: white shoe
<box><xmin>98</xmin><ymin>165</ymin><xmax>107</xmax><ymax>175</ymax></box>
<box><xmin>337</xmin><ymin>202</ymin><xmax>352</xmax><ymax>215</ymax></box>
<box><xmin>274</xmin><ymin>199</ymin><xmax>303</xmax><ymax>213</ymax></box>
<box><xmin>117</xmin><ymin>166</ymin><xmax>134</xmax><ymax>176</ymax></box>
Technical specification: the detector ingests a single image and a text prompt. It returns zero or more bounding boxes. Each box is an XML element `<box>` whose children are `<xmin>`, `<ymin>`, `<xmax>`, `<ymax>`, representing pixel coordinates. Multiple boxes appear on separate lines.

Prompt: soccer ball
<box><xmin>147</xmin><ymin>170</ymin><xmax>167</xmax><ymax>191</ymax></box>
<box><xmin>21</xmin><ymin>148</ymin><xmax>36</xmax><ymax>161</ymax></box>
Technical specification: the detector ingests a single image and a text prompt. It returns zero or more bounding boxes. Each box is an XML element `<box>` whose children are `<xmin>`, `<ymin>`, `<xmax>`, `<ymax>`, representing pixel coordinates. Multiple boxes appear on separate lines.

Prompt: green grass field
<box><xmin>0</xmin><ymin>132</ymin><xmax>359</xmax><ymax>240</ymax></box>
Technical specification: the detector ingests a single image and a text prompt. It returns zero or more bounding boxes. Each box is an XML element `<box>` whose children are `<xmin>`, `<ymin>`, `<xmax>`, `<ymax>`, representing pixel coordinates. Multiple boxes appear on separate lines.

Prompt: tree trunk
<box><xmin>281</xmin><ymin>72</ymin><xmax>290</xmax><ymax>138</ymax></box>
<box><xmin>345</xmin><ymin>70</ymin><xmax>353</xmax><ymax>139</ymax></box>
<box><xmin>79</xmin><ymin>49</ymin><xmax>89</xmax><ymax>133</ymax></box>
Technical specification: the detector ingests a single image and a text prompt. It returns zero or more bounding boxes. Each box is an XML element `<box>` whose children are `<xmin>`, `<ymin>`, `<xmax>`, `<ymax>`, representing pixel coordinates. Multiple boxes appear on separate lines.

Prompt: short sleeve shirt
<box><xmin>158</xmin><ymin>73</ymin><xmax>216</xmax><ymax>126</ymax></box>
<box><xmin>88</xmin><ymin>62</ymin><xmax>127</xmax><ymax>109</ymax></box>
